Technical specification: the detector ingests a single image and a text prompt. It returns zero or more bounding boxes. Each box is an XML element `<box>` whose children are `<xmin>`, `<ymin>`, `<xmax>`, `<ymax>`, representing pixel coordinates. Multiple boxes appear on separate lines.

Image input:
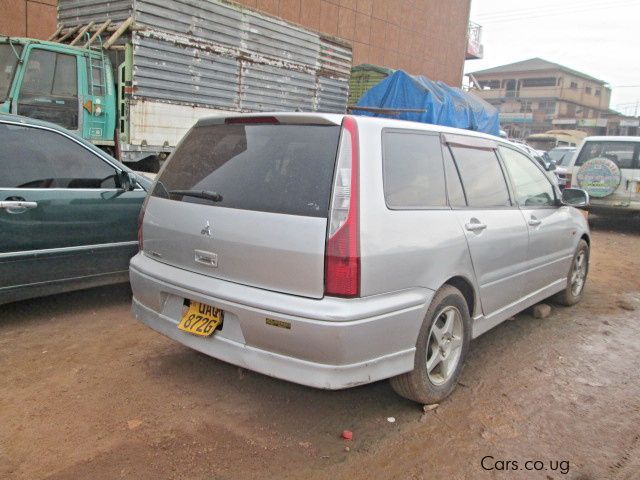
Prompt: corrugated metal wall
<box><xmin>58</xmin><ymin>0</ymin><xmax>133</xmax><ymax>24</ymax></box>
<box><xmin>57</xmin><ymin>0</ymin><xmax>352</xmax><ymax>113</ymax></box>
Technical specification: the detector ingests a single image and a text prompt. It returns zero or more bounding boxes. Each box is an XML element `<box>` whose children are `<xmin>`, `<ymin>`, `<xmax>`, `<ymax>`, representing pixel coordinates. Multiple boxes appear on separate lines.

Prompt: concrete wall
<box><xmin>0</xmin><ymin>0</ymin><xmax>57</xmax><ymax>39</ymax></box>
<box><xmin>0</xmin><ymin>0</ymin><xmax>471</xmax><ymax>86</ymax></box>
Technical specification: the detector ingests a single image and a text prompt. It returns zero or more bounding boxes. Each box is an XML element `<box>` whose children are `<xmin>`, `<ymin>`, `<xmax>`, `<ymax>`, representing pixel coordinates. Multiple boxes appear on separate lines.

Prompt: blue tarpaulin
<box><xmin>354</xmin><ymin>70</ymin><xmax>500</xmax><ymax>136</ymax></box>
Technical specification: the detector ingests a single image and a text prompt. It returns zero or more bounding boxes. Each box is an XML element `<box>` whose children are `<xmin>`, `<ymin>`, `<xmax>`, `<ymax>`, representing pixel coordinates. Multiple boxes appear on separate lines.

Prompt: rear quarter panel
<box><xmin>356</xmin><ymin>119</ymin><xmax>478</xmax><ymax>313</ymax></box>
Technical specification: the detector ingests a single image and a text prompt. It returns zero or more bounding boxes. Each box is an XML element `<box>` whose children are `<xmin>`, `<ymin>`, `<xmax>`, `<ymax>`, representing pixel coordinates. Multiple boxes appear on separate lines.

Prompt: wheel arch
<box><xmin>442</xmin><ymin>276</ymin><xmax>476</xmax><ymax>318</ymax></box>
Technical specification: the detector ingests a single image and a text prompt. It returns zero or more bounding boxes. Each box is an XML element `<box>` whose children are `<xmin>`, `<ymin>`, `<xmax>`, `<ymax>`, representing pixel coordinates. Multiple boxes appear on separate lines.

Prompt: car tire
<box><xmin>553</xmin><ymin>239</ymin><xmax>589</xmax><ymax>306</ymax></box>
<box><xmin>390</xmin><ymin>285</ymin><xmax>471</xmax><ymax>404</ymax></box>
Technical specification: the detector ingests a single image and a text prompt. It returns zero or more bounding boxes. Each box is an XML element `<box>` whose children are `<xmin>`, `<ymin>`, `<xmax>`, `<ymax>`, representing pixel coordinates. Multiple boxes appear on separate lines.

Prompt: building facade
<box><xmin>0</xmin><ymin>0</ymin><xmax>57</xmax><ymax>39</ymax></box>
<box><xmin>1</xmin><ymin>0</ymin><xmax>473</xmax><ymax>87</ymax></box>
<box><xmin>470</xmin><ymin>58</ymin><xmax>612</xmax><ymax>138</ymax></box>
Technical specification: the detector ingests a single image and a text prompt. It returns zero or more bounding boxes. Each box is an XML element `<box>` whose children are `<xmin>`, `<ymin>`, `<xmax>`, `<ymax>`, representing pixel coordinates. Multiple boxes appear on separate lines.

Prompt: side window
<box><xmin>18</xmin><ymin>49</ymin><xmax>79</xmax><ymax>130</ymax></box>
<box><xmin>449</xmin><ymin>146</ymin><xmax>511</xmax><ymax>207</ymax></box>
<box><xmin>500</xmin><ymin>147</ymin><xmax>556</xmax><ymax>207</ymax></box>
<box><xmin>443</xmin><ymin>146</ymin><xmax>466</xmax><ymax>207</ymax></box>
<box><xmin>382</xmin><ymin>131</ymin><xmax>446</xmax><ymax>208</ymax></box>
<box><xmin>0</xmin><ymin>123</ymin><xmax>117</xmax><ymax>189</ymax></box>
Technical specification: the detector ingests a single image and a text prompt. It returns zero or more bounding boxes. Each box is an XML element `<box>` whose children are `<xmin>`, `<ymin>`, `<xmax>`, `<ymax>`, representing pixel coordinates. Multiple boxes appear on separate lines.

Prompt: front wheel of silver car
<box><xmin>390</xmin><ymin>285</ymin><xmax>471</xmax><ymax>404</ymax></box>
<box><xmin>553</xmin><ymin>239</ymin><xmax>589</xmax><ymax>306</ymax></box>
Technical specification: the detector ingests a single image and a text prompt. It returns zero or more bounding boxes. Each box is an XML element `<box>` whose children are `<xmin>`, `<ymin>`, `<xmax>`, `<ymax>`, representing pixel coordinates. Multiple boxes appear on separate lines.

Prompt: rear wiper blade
<box><xmin>169</xmin><ymin>190</ymin><xmax>223</xmax><ymax>202</ymax></box>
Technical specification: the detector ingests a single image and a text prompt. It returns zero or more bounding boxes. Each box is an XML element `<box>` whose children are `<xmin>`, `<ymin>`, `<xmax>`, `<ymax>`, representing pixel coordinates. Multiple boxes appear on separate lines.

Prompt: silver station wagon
<box><xmin>130</xmin><ymin>113</ymin><xmax>590</xmax><ymax>403</ymax></box>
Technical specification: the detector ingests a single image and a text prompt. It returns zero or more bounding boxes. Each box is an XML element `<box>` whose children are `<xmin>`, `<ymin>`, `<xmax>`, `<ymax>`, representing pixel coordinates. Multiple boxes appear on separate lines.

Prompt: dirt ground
<box><xmin>1</xmin><ymin>214</ymin><xmax>639</xmax><ymax>480</ymax></box>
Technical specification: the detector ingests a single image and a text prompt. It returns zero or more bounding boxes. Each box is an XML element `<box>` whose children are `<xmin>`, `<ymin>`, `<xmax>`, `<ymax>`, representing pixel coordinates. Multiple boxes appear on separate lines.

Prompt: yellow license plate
<box><xmin>178</xmin><ymin>301</ymin><xmax>223</xmax><ymax>337</ymax></box>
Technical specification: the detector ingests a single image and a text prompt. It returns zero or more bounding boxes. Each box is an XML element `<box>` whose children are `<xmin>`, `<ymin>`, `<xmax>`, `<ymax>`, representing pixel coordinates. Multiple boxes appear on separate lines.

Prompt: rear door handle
<box><xmin>528</xmin><ymin>216</ymin><xmax>542</xmax><ymax>227</ymax></box>
<box><xmin>465</xmin><ymin>221</ymin><xmax>487</xmax><ymax>232</ymax></box>
<box><xmin>0</xmin><ymin>201</ymin><xmax>38</xmax><ymax>214</ymax></box>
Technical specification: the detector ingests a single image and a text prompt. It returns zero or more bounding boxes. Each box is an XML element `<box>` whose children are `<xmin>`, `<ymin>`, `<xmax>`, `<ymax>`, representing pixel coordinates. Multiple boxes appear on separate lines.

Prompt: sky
<box><xmin>465</xmin><ymin>0</ymin><xmax>640</xmax><ymax>116</ymax></box>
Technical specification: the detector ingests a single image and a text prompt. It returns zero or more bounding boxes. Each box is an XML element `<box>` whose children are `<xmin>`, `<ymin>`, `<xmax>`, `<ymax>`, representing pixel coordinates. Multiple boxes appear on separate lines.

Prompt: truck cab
<box><xmin>0</xmin><ymin>38</ymin><xmax>116</xmax><ymax>152</ymax></box>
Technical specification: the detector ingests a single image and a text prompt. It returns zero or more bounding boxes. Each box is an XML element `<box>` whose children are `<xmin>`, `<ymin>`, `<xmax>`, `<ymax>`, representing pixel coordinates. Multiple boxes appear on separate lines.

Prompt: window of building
<box><xmin>521</xmin><ymin>77</ymin><xmax>557</xmax><ymax>88</ymax></box>
<box><xmin>538</xmin><ymin>101</ymin><xmax>556</xmax><ymax>114</ymax></box>
<box><xmin>570</xmin><ymin>81</ymin><xmax>578</xmax><ymax>89</ymax></box>
<box><xmin>382</xmin><ymin>132</ymin><xmax>447</xmax><ymax>208</ymax></box>
<box><xmin>585</xmin><ymin>86</ymin><xmax>592</xmax><ymax>94</ymax></box>
<box><xmin>595</xmin><ymin>89</ymin><xmax>601</xmax><ymax>96</ymax></box>
<box><xmin>480</xmin><ymin>80</ymin><xmax>500</xmax><ymax>89</ymax></box>
<box><xmin>520</xmin><ymin>100</ymin><xmax>533</xmax><ymax>113</ymax></box>
<box><xmin>505</xmin><ymin>79</ymin><xmax>518</xmax><ymax>98</ymax></box>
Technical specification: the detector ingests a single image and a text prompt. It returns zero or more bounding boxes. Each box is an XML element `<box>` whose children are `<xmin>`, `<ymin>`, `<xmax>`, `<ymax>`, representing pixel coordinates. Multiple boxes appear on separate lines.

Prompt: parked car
<box><xmin>130</xmin><ymin>113</ymin><xmax>590</xmax><ymax>404</ymax></box>
<box><xmin>0</xmin><ymin>114</ymin><xmax>151</xmax><ymax>305</ymax></box>
<box><xmin>547</xmin><ymin>146</ymin><xmax>577</xmax><ymax>189</ymax></box>
<box><xmin>566</xmin><ymin>136</ymin><xmax>640</xmax><ymax>212</ymax></box>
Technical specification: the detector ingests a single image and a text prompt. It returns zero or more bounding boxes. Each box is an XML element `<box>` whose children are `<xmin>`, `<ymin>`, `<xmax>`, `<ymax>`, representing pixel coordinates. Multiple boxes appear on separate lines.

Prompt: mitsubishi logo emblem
<box><xmin>201</xmin><ymin>221</ymin><xmax>213</xmax><ymax>237</ymax></box>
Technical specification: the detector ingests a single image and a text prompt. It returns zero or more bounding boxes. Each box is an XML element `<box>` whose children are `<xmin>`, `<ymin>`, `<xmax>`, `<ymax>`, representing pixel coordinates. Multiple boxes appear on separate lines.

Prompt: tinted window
<box><xmin>153</xmin><ymin>123</ymin><xmax>340</xmax><ymax>217</ymax></box>
<box><xmin>443</xmin><ymin>146</ymin><xmax>466</xmax><ymax>207</ymax></box>
<box><xmin>0</xmin><ymin>123</ymin><xmax>117</xmax><ymax>189</ymax></box>
<box><xmin>382</xmin><ymin>132</ymin><xmax>446</xmax><ymax>208</ymax></box>
<box><xmin>18</xmin><ymin>50</ymin><xmax>78</xmax><ymax>130</ymax></box>
<box><xmin>575</xmin><ymin>141</ymin><xmax>639</xmax><ymax>169</ymax></box>
<box><xmin>22</xmin><ymin>50</ymin><xmax>77</xmax><ymax>97</ymax></box>
<box><xmin>450</xmin><ymin>146</ymin><xmax>511</xmax><ymax>207</ymax></box>
<box><xmin>500</xmin><ymin>147</ymin><xmax>555</xmax><ymax>207</ymax></box>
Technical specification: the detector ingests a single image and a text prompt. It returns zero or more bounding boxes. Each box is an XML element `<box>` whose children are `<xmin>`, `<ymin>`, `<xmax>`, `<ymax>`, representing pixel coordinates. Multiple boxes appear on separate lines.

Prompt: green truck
<box><xmin>1</xmin><ymin>0</ymin><xmax>352</xmax><ymax>171</ymax></box>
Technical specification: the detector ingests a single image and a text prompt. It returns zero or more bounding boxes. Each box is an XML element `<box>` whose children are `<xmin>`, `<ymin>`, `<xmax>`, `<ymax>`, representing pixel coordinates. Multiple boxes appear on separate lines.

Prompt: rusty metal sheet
<box><xmin>133</xmin><ymin>33</ymin><xmax>239</xmax><ymax>109</ymax></box>
<box><xmin>58</xmin><ymin>0</ymin><xmax>132</xmax><ymax>25</ymax></box>
<box><xmin>59</xmin><ymin>0</ymin><xmax>353</xmax><ymax>113</ymax></box>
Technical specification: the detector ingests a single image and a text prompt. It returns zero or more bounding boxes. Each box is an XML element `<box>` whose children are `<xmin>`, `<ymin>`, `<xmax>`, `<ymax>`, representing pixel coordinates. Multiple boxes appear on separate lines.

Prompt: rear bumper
<box><xmin>129</xmin><ymin>253</ymin><xmax>432</xmax><ymax>389</ymax></box>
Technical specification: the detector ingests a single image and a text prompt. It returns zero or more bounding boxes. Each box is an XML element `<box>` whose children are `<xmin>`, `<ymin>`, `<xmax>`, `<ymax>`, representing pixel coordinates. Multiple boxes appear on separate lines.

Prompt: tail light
<box><xmin>137</xmin><ymin>195</ymin><xmax>149</xmax><ymax>251</ymax></box>
<box><xmin>565</xmin><ymin>173</ymin><xmax>573</xmax><ymax>187</ymax></box>
<box><xmin>325</xmin><ymin>116</ymin><xmax>360</xmax><ymax>297</ymax></box>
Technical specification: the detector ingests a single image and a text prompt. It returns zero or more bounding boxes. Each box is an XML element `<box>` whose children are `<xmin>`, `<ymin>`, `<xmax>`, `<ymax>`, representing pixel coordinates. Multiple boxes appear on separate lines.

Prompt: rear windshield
<box><xmin>547</xmin><ymin>148</ymin><xmax>575</xmax><ymax>166</ymax></box>
<box><xmin>575</xmin><ymin>141</ymin><xmax>639</xmax><ymax>169</ymax></box>
<box><xmin>153</xmin><ymin>123</ymin><xmax>340</xmax><ymax>217</ymax></box>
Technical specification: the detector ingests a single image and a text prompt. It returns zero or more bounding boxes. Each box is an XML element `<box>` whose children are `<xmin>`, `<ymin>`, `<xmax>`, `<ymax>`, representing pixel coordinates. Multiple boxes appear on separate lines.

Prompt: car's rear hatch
<box><xmin>142</xmin><ymin>115</ymin><xmax>343</xmax><ymax>299</ymax></box>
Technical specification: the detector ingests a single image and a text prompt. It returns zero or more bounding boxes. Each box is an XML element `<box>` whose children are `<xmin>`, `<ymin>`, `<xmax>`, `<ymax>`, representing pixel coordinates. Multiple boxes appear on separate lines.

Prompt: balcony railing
<box><xmin>466</xmin><ymin>22</ymin><xmax>483</xmax><ymax>60</ymax></box>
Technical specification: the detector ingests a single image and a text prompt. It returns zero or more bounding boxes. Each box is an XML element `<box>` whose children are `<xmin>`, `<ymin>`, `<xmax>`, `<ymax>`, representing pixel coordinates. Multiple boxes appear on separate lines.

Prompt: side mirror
<box><xmin>117</xmin><ymin>171</ymin><xmax>137</xmax><ymax>191</ymax></box>
<box><xmin>547</xmin><ymin>160</ymin><xmax>557</xmax><ymax>171</ymax></box>
<box><xmin>561</xmin><ymin>188</ymin><xmax>589</xmax><ymax>207</ymax></box>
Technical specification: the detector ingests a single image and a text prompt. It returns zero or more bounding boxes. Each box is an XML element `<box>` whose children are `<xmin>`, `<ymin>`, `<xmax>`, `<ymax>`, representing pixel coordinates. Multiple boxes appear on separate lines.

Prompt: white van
<box><xmin>567</xmin><ymin>136</ymin><xmax>640</xmax><ymax>211</ymax></box>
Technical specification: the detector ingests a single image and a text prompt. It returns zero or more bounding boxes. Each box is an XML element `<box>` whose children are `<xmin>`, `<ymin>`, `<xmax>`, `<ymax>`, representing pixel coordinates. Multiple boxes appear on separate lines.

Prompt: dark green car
<box><xmin>0</xmin><ymin>114</ymin><xmax>151</xmax><ymax>305</ymax></box>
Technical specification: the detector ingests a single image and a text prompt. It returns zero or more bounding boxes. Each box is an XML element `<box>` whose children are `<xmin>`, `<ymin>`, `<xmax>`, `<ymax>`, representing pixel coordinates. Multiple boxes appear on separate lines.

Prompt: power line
<box><xmin>474</xmin><ymin>0</ymin><xmax>637</xmax><ymax>24</ymax></box>
<box><xmin>473</xmin><ymin>0</ymin><xmax>636</xmax><ymax>21</ymax></box>
<box><xmin>474</xmin><ymin>0</ymin><xmax>608</xmax><ymax>20</ymax></box>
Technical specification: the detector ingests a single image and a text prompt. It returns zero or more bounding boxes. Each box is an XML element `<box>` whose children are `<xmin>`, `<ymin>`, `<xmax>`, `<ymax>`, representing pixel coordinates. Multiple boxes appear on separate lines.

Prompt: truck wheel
<box><xmin>552</xmin><ymin>239</ymin><xmax>589</xmax><ymax>306</ymax></box>
<box><xmin>135</xmin><ymin>156</ymin><xmax>160</xmax><ymax>173</ymax></box>
<box><xmin>390</xmin><ymin>285</ymin><xmax>471</xmax><ymax>404</ymax></box>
